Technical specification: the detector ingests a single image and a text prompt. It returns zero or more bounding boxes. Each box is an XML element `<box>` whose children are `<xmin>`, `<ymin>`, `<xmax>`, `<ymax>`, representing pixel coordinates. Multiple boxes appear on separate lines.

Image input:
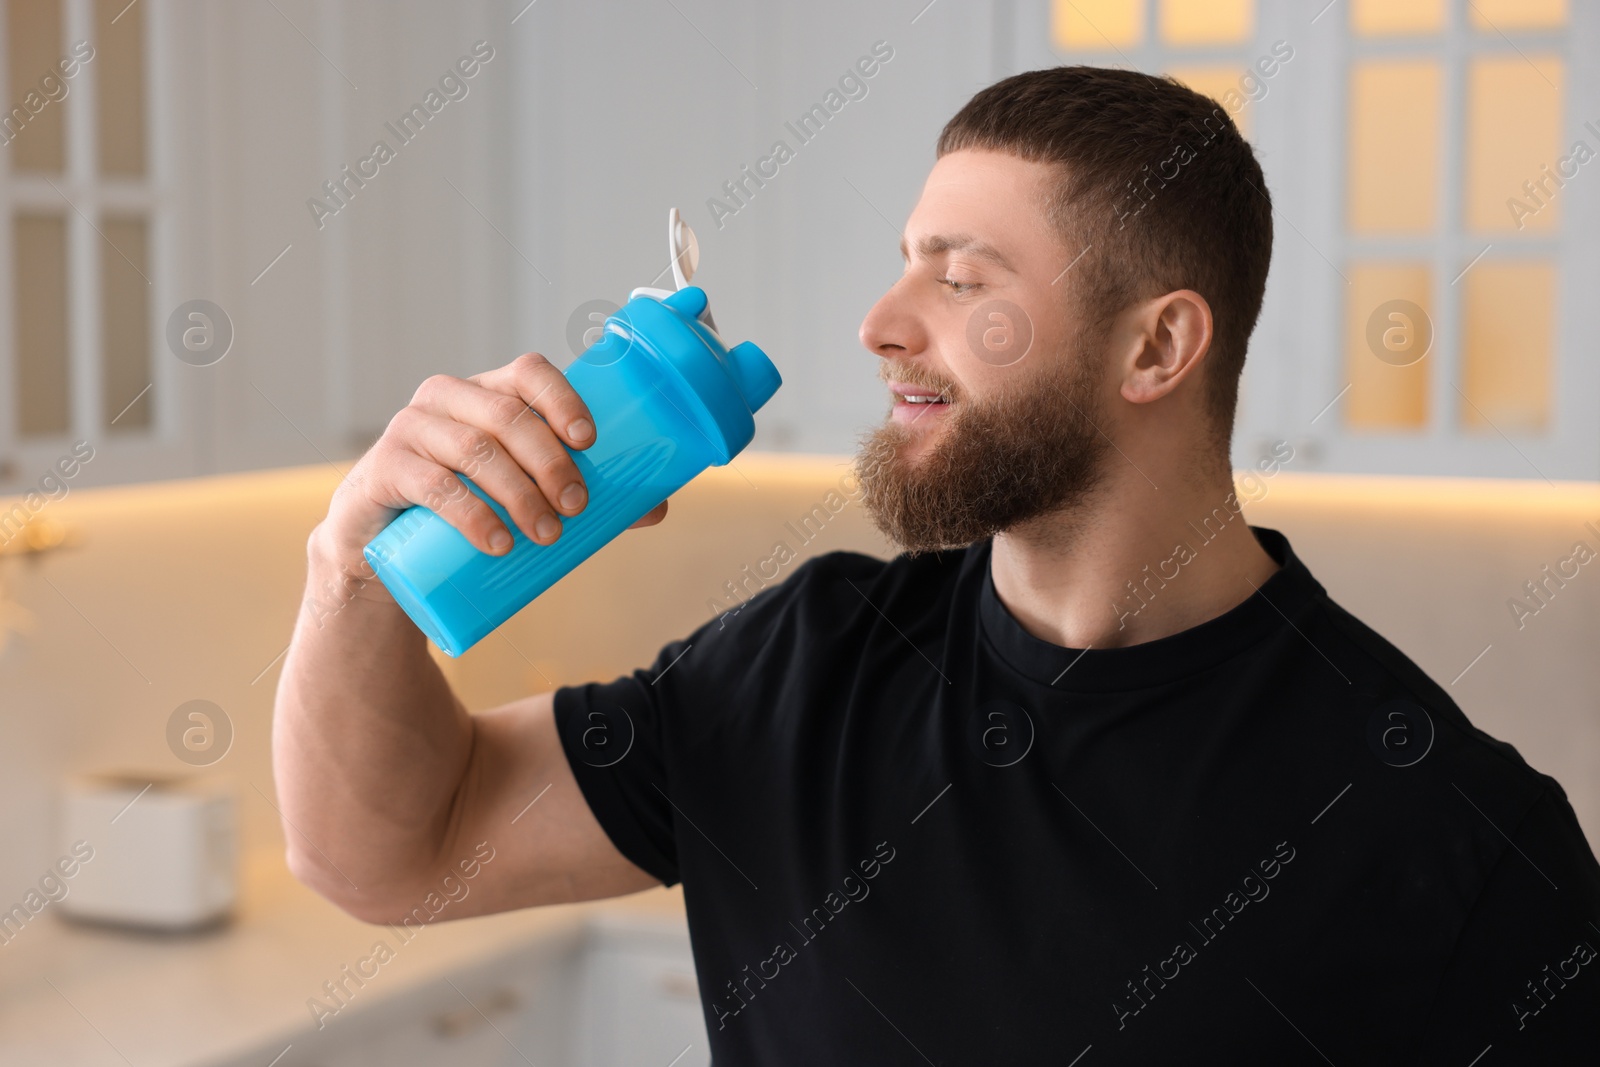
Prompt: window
<box><xmin>1</xmin><ymin>0</ymin><xmax>155</xmax><ymax>482</ymax></box>
<box><xmin>1035</xmin><ymin>0</ymin><xmax>1597</xmax><ymax>480</ymax></box>
<box><xmin>1050</xmin><ymin>0</ymin><xmax>1265</xmax><ymax>136</ymax></box>
<box><xmin>1340</xmin><ymin>0</ymin><xmax>1568</xmax><ymax>460</ymax></box>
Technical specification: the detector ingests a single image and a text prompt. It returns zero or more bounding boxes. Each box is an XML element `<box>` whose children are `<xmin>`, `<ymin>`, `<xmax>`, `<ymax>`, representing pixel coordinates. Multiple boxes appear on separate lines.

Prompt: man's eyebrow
<box><xmin>898</xmin><ymin>233</ymin><xmax>1016</xmax><ymax>272</ymax></box>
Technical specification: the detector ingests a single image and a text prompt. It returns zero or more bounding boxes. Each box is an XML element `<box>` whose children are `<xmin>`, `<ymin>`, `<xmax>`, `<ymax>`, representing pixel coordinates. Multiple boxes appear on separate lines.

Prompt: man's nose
<box><xmin>860</xmin><ymin>277</ymin><xmax>924</xmax><ymax>359</ymax></box>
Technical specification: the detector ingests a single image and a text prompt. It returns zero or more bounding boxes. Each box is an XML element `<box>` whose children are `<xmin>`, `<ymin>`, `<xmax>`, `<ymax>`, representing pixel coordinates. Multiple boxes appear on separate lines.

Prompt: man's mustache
<box><xmin>880</xmin><ymin>364</ymin><xmax>959</xmax><ymax>399</ymax></box>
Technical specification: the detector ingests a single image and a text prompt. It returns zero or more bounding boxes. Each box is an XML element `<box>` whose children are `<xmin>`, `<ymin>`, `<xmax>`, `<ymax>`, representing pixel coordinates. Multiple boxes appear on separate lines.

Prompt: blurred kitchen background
<box><xmin>1</xmin><ymin>0</ymin><xmax>1597</xmax><ymax>1063</ymax></box>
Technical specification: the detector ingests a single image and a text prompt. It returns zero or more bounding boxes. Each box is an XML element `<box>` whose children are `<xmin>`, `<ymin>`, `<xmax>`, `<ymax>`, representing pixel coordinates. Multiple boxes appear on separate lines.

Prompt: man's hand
<box><xmin>317</xmin><ymin>352</ymin><xmax>669</xmax><ymax>582</ymax></box>
<box><xmin>275</xmin><ymin>350</ymin><xmax>672</xmax><ymax>922</ymax></box>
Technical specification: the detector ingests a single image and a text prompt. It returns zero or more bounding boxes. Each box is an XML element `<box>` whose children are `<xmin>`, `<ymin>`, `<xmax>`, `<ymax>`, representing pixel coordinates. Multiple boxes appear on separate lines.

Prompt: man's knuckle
<box><xmin>488</xmin><ymin>394</ymin><xmax>527</xmax><ymax>426</ymax></box>
<box><xmin>454</xmin><ymin>427</ymin><xmax>491</xmax><ymax>459</ymax></box>
<box><xmin>518</xmin><ymin>486</ymin><xmax>551</xmax><ymax>517</ymax></box>
<box><xmin>412</xmin><ymin>374</ymin><xmax>457</xmax><ymax>403</ymax></box>
<box><xmin>550</xmin><ymin>438</ymin><xmax>583</xmax><ymax>473</ymax></box>
<box><xmin>468</xmin><ymin>497</ymin><xmax>501</xmax><ymax>529</ymax></box>
<box><xmin>384</xmin><ymin>406</ymin><xmax>413</xmax><ymax>437</ymax></box>
<box><xmin>424</xmin><ymin>471</ymin><xmax>458</xmax><ymax>502</ymax></box>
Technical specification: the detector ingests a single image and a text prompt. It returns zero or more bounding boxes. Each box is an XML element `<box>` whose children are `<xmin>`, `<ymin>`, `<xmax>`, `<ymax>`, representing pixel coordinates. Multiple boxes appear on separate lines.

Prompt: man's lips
<box><xmin>887</xmin><ymin>381</ymin><xmax>953</xmax><ymax>424</ymax></box>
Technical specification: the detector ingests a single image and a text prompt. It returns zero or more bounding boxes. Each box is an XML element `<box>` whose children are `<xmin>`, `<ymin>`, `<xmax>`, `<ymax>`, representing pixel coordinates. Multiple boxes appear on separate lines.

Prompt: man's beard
<box><xmin>853</xmin><ymin>344</ymin><xmax>1109</xmax><ymax>554</ymax></box>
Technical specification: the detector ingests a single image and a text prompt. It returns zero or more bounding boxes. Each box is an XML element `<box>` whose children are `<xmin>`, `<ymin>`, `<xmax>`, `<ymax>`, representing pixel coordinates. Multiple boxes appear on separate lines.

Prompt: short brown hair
<box><xmin>937</xmin><ymin>66</ymin><xmax>1273</xmax><ymax>448</ymax></box>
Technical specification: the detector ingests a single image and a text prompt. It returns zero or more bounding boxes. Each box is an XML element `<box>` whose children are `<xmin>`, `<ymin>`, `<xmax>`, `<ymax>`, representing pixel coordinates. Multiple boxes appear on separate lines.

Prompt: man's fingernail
<box><xmin>560</xmin><ymin>483</ymin><xmax>586</xmax><ymax>511</ymax></box>
<box><xmin>536</xmin><ymin>515</ymin><xmax>561</xmax><ymax>542</ymax></box>
<box><xmin>489</xmin><ymin>529</ymin><xmax>512</xmax><ymax>552</ymax></box>
<box><xmin>568</xmin><ymin>419</ymin><xmax>593</xmax><ymax>442</ymax></box>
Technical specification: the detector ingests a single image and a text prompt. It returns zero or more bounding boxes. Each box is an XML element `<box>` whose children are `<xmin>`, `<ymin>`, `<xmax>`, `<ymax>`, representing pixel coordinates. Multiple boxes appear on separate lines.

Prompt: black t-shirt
<box><xmin>553</xmin><ymin>526</ymin><xmax>1600</xmax><ymax>1064</ymax></box>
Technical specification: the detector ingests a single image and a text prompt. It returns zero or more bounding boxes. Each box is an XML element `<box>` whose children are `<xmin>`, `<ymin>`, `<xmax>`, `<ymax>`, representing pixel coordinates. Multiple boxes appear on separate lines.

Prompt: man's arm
<box><xmin>1413</xmin><ymin>786</ymin><xmax>1600</xmax><ymax>1063</ymax></box>
<box><xmin>272</xmin><ymin>354</ymin><xmax>665</xmax><ymax>922</ymax></box>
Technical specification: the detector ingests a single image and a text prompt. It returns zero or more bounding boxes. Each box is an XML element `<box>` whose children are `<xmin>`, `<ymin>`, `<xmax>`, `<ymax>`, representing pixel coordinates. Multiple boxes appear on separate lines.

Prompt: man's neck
<box><xmin>988</xmin><ymin>466</ymin><xmax>1282</xmax><ymax>651</ymax></box>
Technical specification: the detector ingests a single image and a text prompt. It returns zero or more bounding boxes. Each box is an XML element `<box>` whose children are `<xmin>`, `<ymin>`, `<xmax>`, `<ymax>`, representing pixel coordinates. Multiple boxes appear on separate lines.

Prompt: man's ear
<box><xmin>1118</xmin><ymin>289</ymin><xmax>1213</xmax><ymax>406</ymax></box>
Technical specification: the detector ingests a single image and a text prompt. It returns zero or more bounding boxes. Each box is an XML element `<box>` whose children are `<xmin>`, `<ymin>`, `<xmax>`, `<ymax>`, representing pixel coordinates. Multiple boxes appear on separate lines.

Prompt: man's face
<box><xmin>854</xmin><ymin>148</ymin><xmax>1114</xmax><ymax>552</ymax></box>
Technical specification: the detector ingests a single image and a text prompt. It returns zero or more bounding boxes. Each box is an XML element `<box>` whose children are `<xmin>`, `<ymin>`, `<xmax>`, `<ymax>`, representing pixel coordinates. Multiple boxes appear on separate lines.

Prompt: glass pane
<box><xmin>1351</xmin><ymin>0</ymin><xmax>1445</xmax><ymax>35</ymax></box>
<box><xmin>1460</xmin><ymin>261</ymin><xmax>1553</xmax><ymax>432</ymax></box>
<box><xmin>1347</xmin><ymin>60</ymin><xmax>1441</xmax><ymax>234</ymax></box>
<box><xmin>1166</xmin><ymin>67</ymin><xmax>1252</xmax><ymax>138</ymax></box>
<box><xmin>1465</xmin><ymin>55</ymin><xmax>1564</xmax><ymax>234</ymax></box>
<box><xmin>101</xmin><ymin>216</ymin><xmax>150</xmax><ymax>430</ymax></box>
<box><xmin>95</xmin><ymin>0</ymin><xmax>146</xmax><ymax>175</ymax></box>
<box><xmin>5</xmin><ymin>0</ymin><xmax>66</xmax><ymax>172</ymax></box>
<box><xmin>1470</xmin><ymin>0</ymin><xmax>1565</xmax><ymax>31</ymax></box>
<box><xmin>1160</xmin><ymin>0</ymin><xmax>1252</xmax><ymax>45</ymax></box>
<box><xmin>14</xmin><ymin>214</ymin><xmax>72</xmax><ymax>437</ymax></box>
<box><xmin>1051</xmin><ymin>0</ymin><xmax>1142</xmax><ymax>51</ymax></box>
<box><xmin>1344</xmin><ymin>263</ymin><xmax>1432</xmax><ymax>430</ymax></box>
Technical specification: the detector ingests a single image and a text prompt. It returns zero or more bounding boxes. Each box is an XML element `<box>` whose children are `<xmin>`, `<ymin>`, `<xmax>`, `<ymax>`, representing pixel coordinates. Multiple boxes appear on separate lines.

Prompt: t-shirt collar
<box><xmin>976</xmin><ymin>525</ymin><xmax>1325</xmax><ymax>692</ymax></box>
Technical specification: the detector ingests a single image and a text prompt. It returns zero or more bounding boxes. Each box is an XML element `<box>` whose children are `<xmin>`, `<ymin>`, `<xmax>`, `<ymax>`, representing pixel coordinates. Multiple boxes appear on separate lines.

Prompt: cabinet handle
<box><xmin>432</xmin><ymin>987</ymin><xmax>520</xmax><ymax>1037</ymax></box>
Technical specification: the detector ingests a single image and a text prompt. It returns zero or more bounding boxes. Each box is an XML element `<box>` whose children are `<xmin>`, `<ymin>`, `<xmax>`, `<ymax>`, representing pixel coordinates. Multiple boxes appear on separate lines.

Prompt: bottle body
<box><xmin>363</xmin><ymin>287</ymin><xmax>779</xmax><ymax>657</ymax></box>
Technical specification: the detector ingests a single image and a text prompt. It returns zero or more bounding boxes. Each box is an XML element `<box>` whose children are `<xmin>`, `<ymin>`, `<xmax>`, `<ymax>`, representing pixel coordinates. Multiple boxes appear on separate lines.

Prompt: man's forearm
<box><xmin>271</xmin><ymin>524</ymin><xmax>473</xmax><ymax>913</ymax></box>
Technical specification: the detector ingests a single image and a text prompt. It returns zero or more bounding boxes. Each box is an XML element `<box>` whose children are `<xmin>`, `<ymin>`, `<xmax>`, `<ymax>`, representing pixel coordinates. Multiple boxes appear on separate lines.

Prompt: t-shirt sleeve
<box><xmin>1414</xmin><ymin>784</ymin><xmax>1600</xmax><ymax>1064</ymax></box>
<box><xmin>549</xmin><ymin>554</ymin><xmax>834</xmax><ymax>888</ymax></box>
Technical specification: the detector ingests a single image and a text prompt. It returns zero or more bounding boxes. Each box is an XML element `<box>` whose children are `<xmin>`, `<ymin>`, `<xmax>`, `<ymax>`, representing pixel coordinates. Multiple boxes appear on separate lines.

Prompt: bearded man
<box><xmin>275</xmin><ymin>66</ymin><xmax>1600</xmax><ymax>1064</ymax></box>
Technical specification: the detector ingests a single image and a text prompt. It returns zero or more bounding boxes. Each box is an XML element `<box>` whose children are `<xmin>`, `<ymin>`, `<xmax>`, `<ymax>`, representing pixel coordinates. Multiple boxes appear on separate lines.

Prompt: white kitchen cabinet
<box><xmin>211</xmin><ymin>913</ymin><xmax>706</xmax><ymax>1067</ymax></box>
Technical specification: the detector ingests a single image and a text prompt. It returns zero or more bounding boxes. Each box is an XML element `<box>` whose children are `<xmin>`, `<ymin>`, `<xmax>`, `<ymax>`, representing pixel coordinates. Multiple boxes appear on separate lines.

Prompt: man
<box><xmin>275</xmin><ymin>67</ymin><xmax>1600</xmax><ymax>1063</ymax></box>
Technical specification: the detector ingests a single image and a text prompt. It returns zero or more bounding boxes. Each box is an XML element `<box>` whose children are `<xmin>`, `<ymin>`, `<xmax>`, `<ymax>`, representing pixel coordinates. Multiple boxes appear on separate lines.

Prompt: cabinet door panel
<box><xmin>572</xmin><ymin>938</ymin><xmax>709</xmax><ymax>1067</ymax></box>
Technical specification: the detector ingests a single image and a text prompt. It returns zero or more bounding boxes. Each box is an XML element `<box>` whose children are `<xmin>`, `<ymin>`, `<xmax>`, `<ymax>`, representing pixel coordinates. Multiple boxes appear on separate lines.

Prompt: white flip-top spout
<box><xmin>630</xmin><ymin>207</ymin><xmax>718</xmax><ymax>332</ymax></box>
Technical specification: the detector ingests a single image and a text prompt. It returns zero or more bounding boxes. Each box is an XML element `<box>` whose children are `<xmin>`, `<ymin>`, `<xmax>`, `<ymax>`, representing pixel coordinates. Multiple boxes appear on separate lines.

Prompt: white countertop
<box><xmin>0</xmin><ymin>848</ymin><xmax>687</xmax><ymax>1066</ymax></box>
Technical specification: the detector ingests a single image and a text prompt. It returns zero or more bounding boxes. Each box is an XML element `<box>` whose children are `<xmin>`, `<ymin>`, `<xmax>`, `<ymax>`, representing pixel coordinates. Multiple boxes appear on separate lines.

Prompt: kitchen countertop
<box><xmin>0</xmin><ymin>847</ymin><xmax>687</xmax><ymax>1065</ymax></box>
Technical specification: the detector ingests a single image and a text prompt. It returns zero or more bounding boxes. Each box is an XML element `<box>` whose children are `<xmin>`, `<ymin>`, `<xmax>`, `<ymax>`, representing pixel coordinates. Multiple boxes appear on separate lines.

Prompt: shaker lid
<box><xmin>619</xmin><ymin>288</ymin><xmax>751</xmax><ymax>463</ymax></box>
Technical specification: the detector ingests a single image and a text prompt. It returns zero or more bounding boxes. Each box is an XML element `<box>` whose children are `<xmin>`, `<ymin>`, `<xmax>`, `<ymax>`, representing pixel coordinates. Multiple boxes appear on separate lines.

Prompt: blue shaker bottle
<box><xmin>363</xmin><ymin>284</ymin><xmax>781</xmax><ymax>657</ymax></box>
